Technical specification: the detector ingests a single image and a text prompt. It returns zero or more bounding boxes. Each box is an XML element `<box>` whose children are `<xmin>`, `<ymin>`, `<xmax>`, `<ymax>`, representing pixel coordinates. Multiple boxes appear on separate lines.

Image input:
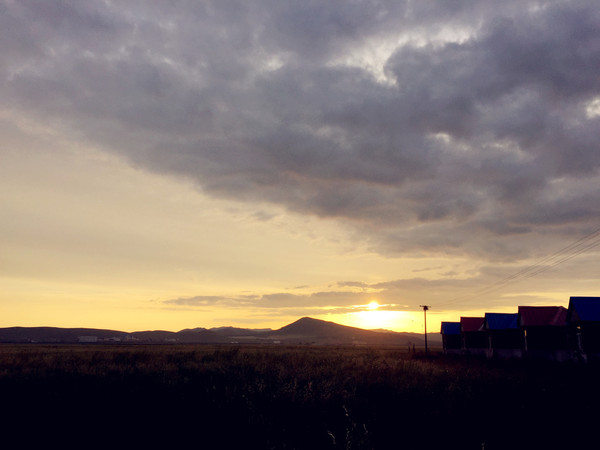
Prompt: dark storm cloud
<box><xmin>3</xmin><ymin>0</ymin><xmax>599</xmax><ymax>261</ymax></box>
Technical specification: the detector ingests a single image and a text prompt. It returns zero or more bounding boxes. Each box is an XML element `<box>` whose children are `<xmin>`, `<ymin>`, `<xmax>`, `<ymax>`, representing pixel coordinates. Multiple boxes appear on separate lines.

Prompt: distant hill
<box><xmin>0</xmin><ymin>318</ymin><xmax>440</xmax><ymax>347</ymax></box>
<box><xmin>0</xmin><ymin>327</ymin><xmax>128</xmax><ymax>343</ymax></box>
<box><xmin>261</xmin><ymin>317</ymin><xmax>439</xmax><ymax>346</ymax></box>
<box><xmin>209</xmin><ymin>326</ymin><xmax>272</xmax><ymax>336</ymax></box>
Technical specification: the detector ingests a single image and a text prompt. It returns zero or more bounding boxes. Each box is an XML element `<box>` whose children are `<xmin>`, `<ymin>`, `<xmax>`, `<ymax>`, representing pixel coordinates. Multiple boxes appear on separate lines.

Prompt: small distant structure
<box><xmin>440</xmin><ymin>322</ymin><xmax>461</xmax><ymax>354</ymax></box>
<box><xmin>460</xmin><ymin>317</ymin><xmax>486</xmax><ymax>356</ymax></box>
<box><xmin>483</xmin><ymin>313</ymin><xmax>521</xmax><ymax>359</ymax></box>
<box><xmin>78</xmin><ymin>336</ymin><xmax>98</xmax><ymax>343</ymax></box>
<box><xmin>567</xmin><ymin>297</ymin><xmax>600</xmax><ymax>361</ymax></box>
<box><xmin>519</xmin><ymin>306</ymin><xmax>569</xmax><ymax>361</ymax></box>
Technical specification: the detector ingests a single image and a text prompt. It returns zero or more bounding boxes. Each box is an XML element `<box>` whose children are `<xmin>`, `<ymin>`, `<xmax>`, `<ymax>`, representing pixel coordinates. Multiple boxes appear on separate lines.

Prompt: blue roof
<box><xmin>441</xmin><ymin>322</ymin><xmax>461</xmax><ymax>335</ymax></box>
<box><xmin>484</xmin><ymin>313</ymin><xmax>518</xmax><ymax>330</ymax></box>
<box><xmin>568</xmin><ymin>297</ymin><xmax>600</xmax><ymax>322</ymax></box>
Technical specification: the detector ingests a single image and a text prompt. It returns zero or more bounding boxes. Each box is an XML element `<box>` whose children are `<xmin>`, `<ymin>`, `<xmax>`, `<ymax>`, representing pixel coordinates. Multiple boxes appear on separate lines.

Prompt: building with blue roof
<box><xmin>567</xmin><ymin>296</ymin><xmax>600</xmax><ymax>360</ymax></box>
<box><xmin>483</xmin><ymin>313</ymin><xmax>522</xmax><ymax>359</ymax></box>
<box><xmin>440</xmin><ymin>322</ymin><xmax>461</xmax><ymax>354</ymax></box>
<box><xmin>436</xmin><ymin>296</ymin><xmax>600</xmax><ymax>362</ymax></box>
<box><xmin>484</xmin><ymin>313</ymin><xmax>518</xmax><ymax>330</ymax></box>
<box><xmin>567</xmin><ymin>297</ymin><xmax>600</xmax><ymax>322</ymax></box>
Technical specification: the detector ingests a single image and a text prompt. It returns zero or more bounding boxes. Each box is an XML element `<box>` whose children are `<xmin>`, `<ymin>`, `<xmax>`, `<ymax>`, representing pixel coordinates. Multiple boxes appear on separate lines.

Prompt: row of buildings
<box><xmin>440</xmin><ymin>296</ymin><xmax>600</xmax><ymax>361</ymax></box>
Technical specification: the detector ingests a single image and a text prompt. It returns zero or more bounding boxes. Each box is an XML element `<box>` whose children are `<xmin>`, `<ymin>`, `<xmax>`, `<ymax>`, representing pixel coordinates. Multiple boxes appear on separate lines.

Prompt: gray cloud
<box><xmin>259</xmin><ymin>291</ymin><xmax>370</xmax><ymax>308</ymax></box>
<box><xmin>163</xmin><ymin>249</ymin><xmax>600</xmax><ymax>312</ymax></box>
<box><xmin>336</xmin><ymin>281</ymin><xmax>371</xmax><ymax>289</ymax></box>
<box><xmin>164</xmin><ymin>290</ymin><xmax>372</xmax><ymax>310</ymax></box>
<box><xmin>163</xmin><ymin>295</ymin><xmax>232</xmax><ymax>306</ymax></box>
<box><xmin>3</xmin><ymin>0</ymin><xmax>599</xmax><ymax>262</ymax></box>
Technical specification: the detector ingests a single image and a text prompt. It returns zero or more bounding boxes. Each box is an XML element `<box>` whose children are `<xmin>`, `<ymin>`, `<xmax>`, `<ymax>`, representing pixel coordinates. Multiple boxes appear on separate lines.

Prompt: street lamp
<box><xmin>420</xmin><ymin>305</ymin><xmax>430</xmax><ymax>353</ymax></box>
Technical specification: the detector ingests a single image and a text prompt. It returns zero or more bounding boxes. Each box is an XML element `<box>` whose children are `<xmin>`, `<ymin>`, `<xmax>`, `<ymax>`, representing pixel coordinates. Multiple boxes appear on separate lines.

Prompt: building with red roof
<box><xmin>518</xmin><ymin>306</ymin><xmax>569</xmax><ymax>361</ymax></box>
<box><xmin>459</xmin><ymin>317</ymin><xmax>486</xmax><ymax>356</ymax></box>
<box><xmin>437</xmin><ymin>296</ymin><xmax>600</xmax><ymax>362</ymax></box>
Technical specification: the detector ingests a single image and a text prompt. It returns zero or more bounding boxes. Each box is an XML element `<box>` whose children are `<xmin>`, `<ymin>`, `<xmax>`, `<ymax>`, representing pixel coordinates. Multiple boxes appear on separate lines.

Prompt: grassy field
<box><xmin>1</xmin><ymin>344</ymin><xmax>597</xmax><ymax>449</ymax></box>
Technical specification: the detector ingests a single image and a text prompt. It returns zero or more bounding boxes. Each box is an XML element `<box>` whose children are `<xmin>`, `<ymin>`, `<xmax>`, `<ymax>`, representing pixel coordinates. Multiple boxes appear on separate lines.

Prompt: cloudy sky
<box><xmin>2</xmin><ymin>0</ymin><xmax>599</xmax><ymax>333</ymax></box>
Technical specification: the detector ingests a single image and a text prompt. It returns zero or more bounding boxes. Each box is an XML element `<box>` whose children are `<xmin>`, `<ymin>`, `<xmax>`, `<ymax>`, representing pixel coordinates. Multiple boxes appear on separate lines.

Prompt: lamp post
<box><xmin>420</xmin><ymin>305</ymin><xmax>430</xmax><ymax>353</ymax></box>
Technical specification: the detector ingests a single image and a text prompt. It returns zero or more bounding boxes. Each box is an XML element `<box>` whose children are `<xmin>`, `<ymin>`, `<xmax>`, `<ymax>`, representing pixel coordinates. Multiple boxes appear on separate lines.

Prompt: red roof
<box><xmin>460</xmin><ymin>317</ymin><xmax>484</xmax><ymax>332</ymax></box>
<box><xmin>518</xmin><ymin>306</ymin><xmax>567</xmax><ymax>327</ymax></box>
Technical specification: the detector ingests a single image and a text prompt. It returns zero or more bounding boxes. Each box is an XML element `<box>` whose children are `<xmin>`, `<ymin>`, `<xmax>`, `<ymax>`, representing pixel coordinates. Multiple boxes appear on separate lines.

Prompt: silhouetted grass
<box><xmin>0</xmin><ymin>344</ymin><xmax>597</xmax><ymax>449</ymax></box>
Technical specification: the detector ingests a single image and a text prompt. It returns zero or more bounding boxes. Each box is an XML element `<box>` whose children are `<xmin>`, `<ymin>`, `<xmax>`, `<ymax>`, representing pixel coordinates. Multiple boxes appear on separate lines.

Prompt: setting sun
<box><xmin>367</xmin><ymin>300</ymin><xmax>380</xmax><ymax>310</ymax></box>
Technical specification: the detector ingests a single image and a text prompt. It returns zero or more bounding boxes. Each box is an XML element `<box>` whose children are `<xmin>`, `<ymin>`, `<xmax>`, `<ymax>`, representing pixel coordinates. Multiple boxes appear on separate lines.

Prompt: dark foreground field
<box><xmin>1</xmin><ymin>344</ymin><xmax>598</xmax><ymax>449</ymax></box>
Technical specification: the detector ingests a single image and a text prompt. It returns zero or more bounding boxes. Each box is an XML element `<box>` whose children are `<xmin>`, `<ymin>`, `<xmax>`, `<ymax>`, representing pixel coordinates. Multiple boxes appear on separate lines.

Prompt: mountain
<box><xmin>0</xmin><ymin>318</ymin><xmax>440</xmax><ymax>347</ymax></box>
<box><xmin>276</xmin><ymin>317</ymin><xmax>346</xmax><ymax>336</ymax></box>
<box><xmin>0</xmin><ymin>327</ymin><xmax>128</xmax><ymax>343</ymax></box>
<box><xmin>262</xmin><ymin>317</ymin><xmax>439</xmax><ymax>346</ymax></box>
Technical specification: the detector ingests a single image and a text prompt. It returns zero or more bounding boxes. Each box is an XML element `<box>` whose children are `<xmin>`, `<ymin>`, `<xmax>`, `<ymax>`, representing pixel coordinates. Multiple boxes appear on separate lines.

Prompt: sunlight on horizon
<box><xmin>320</xmin><ymin>310</ymin><xmax>421</xmax><ymax>333</ymax></box>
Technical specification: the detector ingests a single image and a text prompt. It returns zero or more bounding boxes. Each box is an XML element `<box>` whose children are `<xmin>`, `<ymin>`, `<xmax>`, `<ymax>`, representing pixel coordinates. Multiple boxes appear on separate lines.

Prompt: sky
<box><xmin>2</xmin><ymin>0</ymin><xmax>599</xmax><ymax>334</ymax></box>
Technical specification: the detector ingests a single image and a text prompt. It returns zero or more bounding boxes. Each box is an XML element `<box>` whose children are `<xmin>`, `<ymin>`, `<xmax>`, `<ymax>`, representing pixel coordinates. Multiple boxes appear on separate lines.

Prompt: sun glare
<box><xmin>322</xmin><ymin>303</ymin><xmax>423</xmax><ymax>332</ymax></box>
<box><xmin>352</xmin><ymin>310</ymin><xmax>414</xmax><ymax>331</ymax></box>
<box><xmin>367</xmin><ymin>300</ymin><xmax>380</xmax><ymax>310</ymax></box>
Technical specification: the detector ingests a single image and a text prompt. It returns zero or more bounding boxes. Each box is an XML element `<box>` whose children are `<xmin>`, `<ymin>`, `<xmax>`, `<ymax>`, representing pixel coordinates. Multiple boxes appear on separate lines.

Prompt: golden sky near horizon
<box><xmin>1</xmin><ymin>1</ymin><xmax>599</xmax><ymax>334</ymax></box>
<box><xmin>1</xmin><ymin>127</ymin><xmax>592</xmax><ymax>333</ymax></box>
<box><xmin>1</xmin><ymin>127</ymin><xmax>467</xmax><ymax>332</ymax></box>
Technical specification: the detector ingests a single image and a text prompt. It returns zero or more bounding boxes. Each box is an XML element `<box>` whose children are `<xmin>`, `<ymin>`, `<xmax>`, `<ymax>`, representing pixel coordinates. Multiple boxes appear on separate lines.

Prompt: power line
<box><xmin>435</xmin><ymin>225</ymin><xmax>600</xmax><ymax>308</ymax></box>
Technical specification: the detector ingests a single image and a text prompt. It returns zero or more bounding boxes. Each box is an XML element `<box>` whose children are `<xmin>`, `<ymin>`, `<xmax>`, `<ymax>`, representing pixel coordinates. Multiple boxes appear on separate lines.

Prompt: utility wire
<box><xmin>435</xmin><ymin>225</ymin><xmax>600</xmax><ymax>308</ymax></box>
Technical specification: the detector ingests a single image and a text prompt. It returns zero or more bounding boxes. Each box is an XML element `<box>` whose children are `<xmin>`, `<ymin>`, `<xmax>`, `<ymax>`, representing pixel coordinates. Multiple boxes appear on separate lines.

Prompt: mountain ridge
<box><xmin>0</xmin><ymin>317</ymin><xmax>440</xmax><ymax>346</ymax></box>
